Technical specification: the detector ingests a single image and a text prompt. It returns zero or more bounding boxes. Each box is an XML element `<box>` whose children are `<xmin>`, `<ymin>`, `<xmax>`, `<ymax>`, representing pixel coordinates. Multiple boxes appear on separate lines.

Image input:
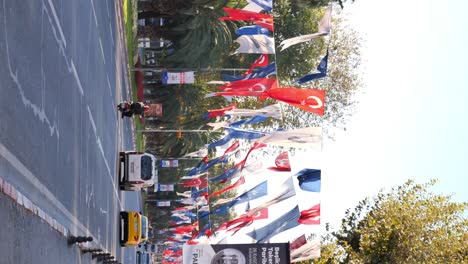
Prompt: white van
<box><xmin>119</xmin><ymin>151</ymin><xmax>158</xmax><ymax>191</ymax></box>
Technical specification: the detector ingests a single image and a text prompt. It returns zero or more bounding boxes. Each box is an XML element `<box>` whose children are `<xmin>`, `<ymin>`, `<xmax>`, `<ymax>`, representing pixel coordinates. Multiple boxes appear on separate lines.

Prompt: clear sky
<box><xmin>309</xmin><ymin>0</ymin><xmax>468</xmax><ymax>226</ymax></box>
<box><xmin>213</xmin><ymin>0</ymin><xmax>468</xmax><ymax>243</ymax></box>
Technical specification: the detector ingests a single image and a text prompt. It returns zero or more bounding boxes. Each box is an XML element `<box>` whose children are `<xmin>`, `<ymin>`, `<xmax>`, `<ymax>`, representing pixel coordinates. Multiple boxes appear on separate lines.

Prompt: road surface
<box><xmin>0</xmin><ymin>0</ymin><xmax>141</xmax><ymax>263</ymax></box>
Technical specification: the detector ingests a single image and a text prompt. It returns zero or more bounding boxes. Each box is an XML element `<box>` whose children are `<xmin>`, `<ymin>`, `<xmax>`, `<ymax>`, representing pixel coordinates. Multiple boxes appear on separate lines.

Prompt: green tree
<box><xmin>144</xmin><ymin>83</ymin><xmax>226</xmax><ymax>157</ymax></box>
<box><xmin>311</xmin><ymin>180</ymin><xmax>468</xmax><ymax>264</ymax></box>
<box><xmin>268</xmin><ymin>1</ymin><xmax>363</xmax><ymax>136</ymax></box>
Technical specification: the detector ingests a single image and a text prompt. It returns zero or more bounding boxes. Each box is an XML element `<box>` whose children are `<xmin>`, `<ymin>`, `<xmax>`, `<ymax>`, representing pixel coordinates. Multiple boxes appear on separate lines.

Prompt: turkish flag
<box><xmin>220</xmin><ymin>140</ymin><xmax>240</xmax><ymax>159</ymax></box>
<box><xmin>173</xmin><ymin>225</ymin><xmax>196</xmax><ymax>234</ymax></box>
<box><xmin>298</xmin><ymin>204</ymin><xmax>320</xmax><ymax>225</ymax></box>
<box><xmin>290</xmin><ymin>234</ymin><xmax>307</xmax><ymax>251</ymax></box>
<box><xmin>219</xmin><ymin>78</ymin><xmax>277</xmax><ymax>92</ymax></box>
<box><xmin>240</xmin><ymin>142</ymin><xmax>267</xmax><ymax>170</ymax></box>
<box><xmin>224</xmin><ymin>208</ymin><xmax>268</xmax><ymax>233</ymax></box>
<box><xmin>227</xmin><ymin>220</ymin><xmax>252</xmax><ymax>234</ymax></box>
<box><xmin>268</xmin><ymin>151</ymin><xmax>291</xmax><ymax>171</ymax></box>
<box><xmin>219</xmin><ymin>8</ymin><xmax>274</xmax><ymax>31</ymax></box>
<box><xmin>203</xmin><ymin>103</ymin><xmax>236</xmax><ymax>119</ymax></box>
<box><xmin>251</xmin><ymin>207</ymin><xmax>269</xmax><ymax>220</ymax></box>
<box><xmin>199</xmin><ymin>177</ymin><xmax>208</xmax><ymax>188</ymax></box>
<box><xmin>179</xmin><ymin>178</ymin><xmax>201</xmax><ymax>188</ymax></box>
<box><xmin>244</xmin><ymin>54</ymin><xmax>269</xmax><ymax>75</ymax></box>
<box><xmin>173</xmin><ymin>205</ymin><xmax>194</xmax><ymax>211</ymax></box>
<box><xmin>210</xmin><ymin>177</ymin><xmax>245</xmax><ymax>197</ymax></box>
<box><xmin>261</xmin><ymin>88</ymin><xmax>325</xmax><ymax>115</ymax></box>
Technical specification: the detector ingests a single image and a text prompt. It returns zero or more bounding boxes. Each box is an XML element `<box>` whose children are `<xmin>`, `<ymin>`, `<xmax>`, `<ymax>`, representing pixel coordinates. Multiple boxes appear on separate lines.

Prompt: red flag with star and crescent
<box><xmin>244</xmin><ymin>54</ymin><xmax>269</xmax><ymax>75</ymax></box>
<box><xmin>261</xmin><ymin>88</ymin><xmax>325</xmax><ymax>115</ymax></box>
<box><xmin>210</xmin><ymin>177</ymin><xmax>245</xmax><ymax>197</ymax></box>
<box><xmin>298</xmin><ymin>204</ymin><xmax>320</xmax><ymax>225</ymax></box>
<box><xmin>268</xmin><ymin>151</ymin><xmax>291</xmax><ymax>171</ymax></box>
<box><xmin>219</xmin><ymin>78</ymin><xmax>277</xmax><ymax>92</ymax></box>
<box><xmin>219</xmin><ymin>8</ymin><xmax>274</xmax><ymax>32</ymax></box>
<box><xmin>203</xmin><ymin>103</ymin><xmax>236</xmax><ymax>119</ymax></box>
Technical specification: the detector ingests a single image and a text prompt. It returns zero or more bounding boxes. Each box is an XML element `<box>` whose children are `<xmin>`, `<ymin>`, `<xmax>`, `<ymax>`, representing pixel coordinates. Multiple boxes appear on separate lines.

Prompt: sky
<box><xmin>214</xmin><ymin>0</ymin><xmax>468</xmax><ymax>243</ymax></box>
<box><xmin>312</xmin><ymin>0</ymin><xmax>468</xmax><ymax>226</ymax></box>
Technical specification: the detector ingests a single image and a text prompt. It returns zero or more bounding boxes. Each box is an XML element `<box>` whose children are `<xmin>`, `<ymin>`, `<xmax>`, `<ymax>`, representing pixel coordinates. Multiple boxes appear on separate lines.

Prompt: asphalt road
<box><xmin>0</xmin><ymin>0</ymin><xmax>140</xmax><ymax>263</ymax></box>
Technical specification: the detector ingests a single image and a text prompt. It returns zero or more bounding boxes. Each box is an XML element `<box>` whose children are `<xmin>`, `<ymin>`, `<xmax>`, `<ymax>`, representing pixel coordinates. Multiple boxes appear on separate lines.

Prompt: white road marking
<box><xmin>87</xmin><ymin>106</ymin><xmax>122</xmax><ymax>208</ymax></box>
<box><xmin>107</xmin><ymin>74</ymin><xmax>112</xmax><ymax>96</ymax></box>
<box><xmin>106</xmin><ymin>0</ymin><xmax>110</xmax><ymax>19</ymax></box>
<box><xmin>99</xmin><ymin>37</ymin><xmax>106</xmax><ymax>65</ymax></box>
<box><xmin>46</xmin><ymin>0</ymin><xmax>67</xmax><ymax>47</ymax></box>
<box><xmin>2</xmin><ymin>1</ymin><xmax>60</xmax><ymax>139</ymax></box>
<box><xmin>0</xmin><ymin>142</ymin><xmax>99</xmax><ymax>246</ymax></box>
<box><xmin>3</xmin><ymin>0</ymin><xmax>127</xmax><ymax>248</ymax></box>
<box><xmin>90</xmin><ymin>0</ymin><xmax>98</xmax><ymax>27</ymax></box>
<box><xmin>109</xmin><ymin>16</ymin><xmax>114</xmax><ymax>47</ymax></box>
<box><xmin>43</xmin><ymin>0</ymin><xmax>122</xmax><ymax>209</ymax></box>
<box><xmin>70</xmin><ymin>60</ymin><xmax>85</xmax><ymax>96</ymax></box>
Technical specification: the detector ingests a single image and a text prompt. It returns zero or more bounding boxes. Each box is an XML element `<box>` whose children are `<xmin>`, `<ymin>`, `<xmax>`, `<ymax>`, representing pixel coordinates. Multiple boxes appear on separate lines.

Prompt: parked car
<box><xmin>138</xmin><ymin>242</ymin><xmax>158</xmax><ymax>254</ymax></box>
<box><xmin>136</xmin><ymin>251</ymin><xmax>151</xmax><ymax>264</ymax></box>
<box><xmin>120</xmin><ymin>211</ymin><xmax>149</xmax><ymax>247</ymax></box>
<box><xmin>119</xmin><ymin>151</ymin><xmax>157</xmax><ymax>191</ymax></box>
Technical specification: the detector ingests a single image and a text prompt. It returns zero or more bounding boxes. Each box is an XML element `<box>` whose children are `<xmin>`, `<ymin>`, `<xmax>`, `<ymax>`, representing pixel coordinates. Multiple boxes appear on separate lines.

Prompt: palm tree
<box><xmin>144</xmin><ymin>83</ymin><xmax>226</xmax><ymax>157</ymax></box>
<box><xmin>164</xmin><ymin>4</ymin><xmax>240</xmax><ymax>68</ymax></box>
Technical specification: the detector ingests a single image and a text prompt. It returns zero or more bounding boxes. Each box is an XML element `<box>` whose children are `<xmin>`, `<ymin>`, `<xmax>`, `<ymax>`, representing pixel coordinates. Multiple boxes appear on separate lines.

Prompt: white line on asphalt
<box><xmin>107</xmin><ymin>74</ymin><xmax>113</xmax><ymax>97</ymax></box>
<box><xmin>0</xmin><ymin>142</ymin><xmax>99</xmax><ymax>245</ymax></box>
<box><xmin>46</xmin><ymin>0</ymin><xmax>67</xmax><ymax>47</ymax></box>
<box><xmin>91</xmin><ymin>0</ymin><xmax>98</xmax><ymax>27</ymax></box>
<box><xmin>70</xmin><ymin>60</ymin><xmax>85</xmax><ymax>96</ymax></box>
<box><xmin>109</xmin><ymin>20</ymin><xmax>114</xmax><ymax>48</ymax></box>
<box><xmin>87</xmin><ymin>106</ymin><xmax>123</xmax><ymax>209</ymax></box>
<box><xmin>42</xmin><ymin>0</ymin><xmax>122</xmax><ymax>210</ymax></box>
<box><xmin>106</xmin><ymin>0</ymin><xmax>110</xmax><ymax>19</ymax></box>
<box><xmin>2</xmin><ymin>1</ymin><xmax>60</xmax><ymax>140</ymax></box>
<box><xmin>99</xmin><ymin>37</ymin><xmax>106</xmax><ymax>65</ymax></box>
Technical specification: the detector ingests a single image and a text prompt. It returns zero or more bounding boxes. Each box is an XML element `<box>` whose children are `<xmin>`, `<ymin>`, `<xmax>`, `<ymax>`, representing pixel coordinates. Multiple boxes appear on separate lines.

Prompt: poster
<box><xmin>162</xmin><ymin>71</ymin><xmax>195</xmax><ymax>84</ymax></box>
<box><xmin>145</xmin><ymin>103</ymin><xmax>163</xmax><ymax>117</ymax></box>
<box><xmin>156</xmin><ymin>201</ymin><xmax>171</xmax><ymax>207</ymax></box>
<box><xmin>183</xmin><ymin>243</ymin><xmax>290</xmax><ymax>264</ymax></box>
<box><xmin>158</xmin><ymin>184</ymin><xmax>175</xmax><ymax>192</ymax></box>
<box><xmin>160</xmin><ymin>160</ymin><xmax>179</xmax><ymax>168</ymax></box>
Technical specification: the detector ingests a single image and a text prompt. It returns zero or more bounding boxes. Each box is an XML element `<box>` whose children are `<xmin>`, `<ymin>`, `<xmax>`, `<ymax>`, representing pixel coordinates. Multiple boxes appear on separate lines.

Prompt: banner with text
<box><xmin>156</xmin><ymin>201</ymin><xmax>171</xmax><ymax>207</ymax></box>
<box><xmin>160</xmin><ymin>160</ymin><xmax>179</xmax><ymax>168</ymax></box>
<box><xmin>162</xmin><ymin>71</ymin><xmax>195</xmax><ymax>84</ymax></box>
<box><xmin>158</xmin><ymin>184</ymin><xmax>175</xmax><ymax>192</ymax></box>
<box><xmin>145</xmin><ymin>103</ymin><xmax>163</xmax><ymax>117</ymax></box>
<box><xmin>183</xmin><ymin>243</ymin><xmax>290</xmax><ymax>264</ymax></box>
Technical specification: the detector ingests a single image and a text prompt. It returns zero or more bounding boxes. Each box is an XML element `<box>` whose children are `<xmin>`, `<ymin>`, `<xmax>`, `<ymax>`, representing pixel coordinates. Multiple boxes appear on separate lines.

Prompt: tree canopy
<box><xmin>311</xmin><ymin>180</ymin><xmax>468</xmax><ymax>264</ymax></box>
<box><xmin>269</xmin><ymin>1</ymin><xmax>363</xmax><ymax>135</ymax></box>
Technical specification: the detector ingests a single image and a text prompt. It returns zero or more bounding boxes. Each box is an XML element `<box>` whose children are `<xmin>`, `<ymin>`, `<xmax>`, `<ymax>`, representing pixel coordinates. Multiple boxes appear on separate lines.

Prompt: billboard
<box><xmin>162</xmin><ymin>71</ymin><xmax>195</xmax><ymax>84</ymax></box>
<box><xmin>160</xmin><ymin>159</ymin><xmax>179</xmax><ymax>167</ymax></box>
<box><xmin>157</xmin><ymin>184</ymin><xmax>175</xmax><ymax>192</ymax></box>
<box><xmin>145</xmin><ymin>103</ymin><xmax>163</xmax><ymax>117</ymax></box>
<box><xmin>183</xmin><ymin>243</ymin><xmax>290</xmax><ymax>264</ymax></box>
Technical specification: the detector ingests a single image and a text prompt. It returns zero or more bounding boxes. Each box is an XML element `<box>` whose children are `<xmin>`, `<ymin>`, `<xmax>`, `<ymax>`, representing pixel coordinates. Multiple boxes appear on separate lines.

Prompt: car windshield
<box><xmin>141</xmin><ymin>216</ymin><xmax>148</xmax><ymax>240</ymax></box>
<box><xmin>140</xmin><ymin>156</ymin><xmax>153</xmax><ymax>180</ymax></box>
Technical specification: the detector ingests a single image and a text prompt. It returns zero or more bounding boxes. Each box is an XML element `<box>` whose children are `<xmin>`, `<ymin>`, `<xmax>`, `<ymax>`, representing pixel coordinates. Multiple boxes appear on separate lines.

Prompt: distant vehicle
<box><xmin>120</xmin><ymin>211</ymin><xmax>144</xmax><ymax>247</ymax></box>
<box><xmin>138</xmin><ymin>242</ymin><xmax>158</xmax><ymax>254</ymax></box>
<box><xmin>119</xmin><ymin>151</ymin><xmax>157</xmax><ymax>191</ymax></box>
<box><xmin>136</xmin><ymin>251</ymin><xmax>151</xmax><ymax>264</ymax></box>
